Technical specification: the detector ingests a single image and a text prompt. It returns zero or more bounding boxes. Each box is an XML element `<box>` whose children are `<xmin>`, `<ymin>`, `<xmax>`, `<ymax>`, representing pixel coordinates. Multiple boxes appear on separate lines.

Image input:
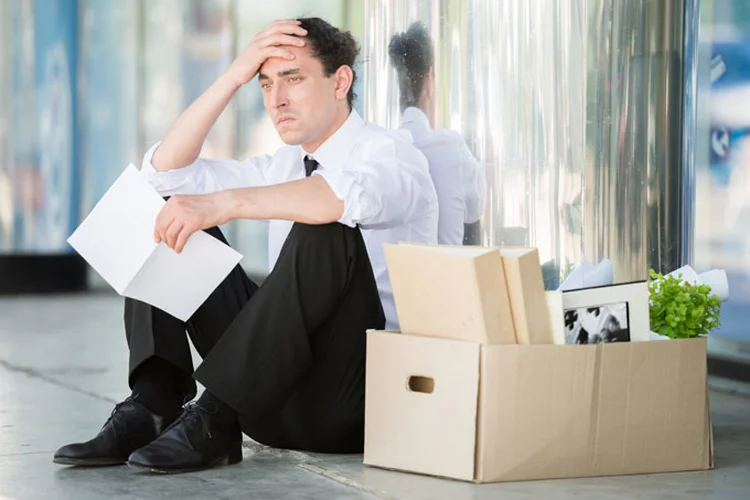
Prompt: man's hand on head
<box><xmin>226</xmin><ymin>19</ymin><xmax>308</xmax><ymax>88</ymax></box>
<box><xmin>154</xmin><ymin>191</ymin><xmax>238</xmax><ymax>254</ymax></box>
<box><xmin>152</xmin><ymin>23</ymin><xmax>304</xmax><ymax>172</ymax></box>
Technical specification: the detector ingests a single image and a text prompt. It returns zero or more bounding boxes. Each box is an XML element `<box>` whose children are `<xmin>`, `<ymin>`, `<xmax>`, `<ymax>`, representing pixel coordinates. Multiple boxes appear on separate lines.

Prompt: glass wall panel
<box><xmin>0</xmin><ymin>0</ymin><xmax>12</xmax><ymax>252</ymax></box>
<box><xmin>78</xmin><ymin>0</ymin><xmax>139</xmax><ymax>216</ymax></box>
<box><xmin>1</xmin><ymin>0</ymin><xmax>79</xmax><ymax>254</ymax></box>
<box><xmin>363</xmin><ymin>0</ymin><xmax>692</xmax><ymax>289</ymax></box>
<box><xmin>696</xmin><ymin>0</ymin><xmax>750</xmax><ymax>362</ymax></box>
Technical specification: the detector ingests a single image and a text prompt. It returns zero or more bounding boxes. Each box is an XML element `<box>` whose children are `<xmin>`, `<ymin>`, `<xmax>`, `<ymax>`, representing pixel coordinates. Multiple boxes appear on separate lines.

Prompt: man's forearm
<box><xmin>151</xmin><ymin>73</ymin><xmax>240</xmax><ymax>172</ymax></box>
<box><xmin>225</xmin><ymin>176</ymin><xmax>345</xmax><ymax>224</ymax></box>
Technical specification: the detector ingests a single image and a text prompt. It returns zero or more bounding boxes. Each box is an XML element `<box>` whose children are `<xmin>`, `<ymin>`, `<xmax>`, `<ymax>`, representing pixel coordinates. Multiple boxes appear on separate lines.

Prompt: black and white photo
<box><xmin>564</xmin><ymin>302</ymin><xmax>630</xmax><ymax>344</ymax></box>
<box><xmin>560</xmin><ymin>281</ymin><xmax>650</xmax><ymax>344</ymax></box>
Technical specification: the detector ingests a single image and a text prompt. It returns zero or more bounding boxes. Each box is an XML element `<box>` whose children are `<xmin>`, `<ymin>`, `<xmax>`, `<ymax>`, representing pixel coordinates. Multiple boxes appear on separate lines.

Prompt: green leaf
<box><xmin>648</xmin><ymin>268</ymin><xmax>722</xmax><ymax>339</ymax></box>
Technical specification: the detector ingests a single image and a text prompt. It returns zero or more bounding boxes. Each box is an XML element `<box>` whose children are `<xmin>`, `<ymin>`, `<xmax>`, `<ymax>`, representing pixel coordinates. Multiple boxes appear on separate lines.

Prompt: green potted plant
<box><xmin>648</xmin><ymin>269</ymin><xmax>722</xmax><ymax>339</ymax></box>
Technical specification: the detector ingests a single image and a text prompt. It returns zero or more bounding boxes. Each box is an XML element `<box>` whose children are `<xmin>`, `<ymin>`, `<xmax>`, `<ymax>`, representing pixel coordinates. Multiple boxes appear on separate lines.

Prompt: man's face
<box><xmin>258</xmin><ymin>44</ymin><xmax>341</xmax><ymax>148</ymax></box>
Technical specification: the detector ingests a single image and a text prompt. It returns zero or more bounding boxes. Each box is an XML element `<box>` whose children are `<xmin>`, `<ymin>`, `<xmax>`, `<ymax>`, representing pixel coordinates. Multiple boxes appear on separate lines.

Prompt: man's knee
<box><xmin>282</xmin><ymin>222</ymin><xmax>362</xmax><ymax>258</ymax></box>
<box><xmin>288</xmin><ymin>221</ymin><xmax>357</xmax><ymax>240</ymax></box>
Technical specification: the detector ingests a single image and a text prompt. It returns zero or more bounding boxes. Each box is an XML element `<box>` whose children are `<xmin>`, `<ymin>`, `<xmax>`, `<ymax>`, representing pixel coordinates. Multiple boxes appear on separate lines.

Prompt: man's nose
<box><xmin>270</xmin><ymin>86</ymin><xmax>288</xmax><ymax>109</ymax></box>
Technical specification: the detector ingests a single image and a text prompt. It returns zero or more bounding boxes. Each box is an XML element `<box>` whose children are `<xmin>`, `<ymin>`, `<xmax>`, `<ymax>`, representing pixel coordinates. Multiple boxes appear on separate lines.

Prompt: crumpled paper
<box><xmin>666</xmin><ymin>265</ymin><xmax>729</xmax><ymax>302</ymax></box>
<box><xmin>649</xmin><ymin>331</ymin><xmax>670</xmax><ymax>341</ymax></box>
<box><xmin>558</xmin><ymin>258</ymin><xmax>614</xmax><ymax>291</ymax></box>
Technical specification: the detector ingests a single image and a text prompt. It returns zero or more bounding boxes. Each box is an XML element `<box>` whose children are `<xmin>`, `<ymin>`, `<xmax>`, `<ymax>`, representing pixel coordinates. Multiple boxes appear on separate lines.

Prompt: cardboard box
<box><xmin>383</xmin><ymin>244</ymin><xmax>516</xmax><ymax>344</ymax></box>
<box><xmin>364</xmin><ymin>331</ymin><xmax>713</xmax><ymax>483</ymax></box>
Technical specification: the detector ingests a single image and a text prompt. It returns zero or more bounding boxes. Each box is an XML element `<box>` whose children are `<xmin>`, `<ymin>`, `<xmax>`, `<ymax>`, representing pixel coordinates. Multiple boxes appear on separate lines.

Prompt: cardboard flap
<box><xmin>587</xmin><ymin>338</ymin><xmax>711</xmax><ymax>474</ymax></box>
<box><xmin>476</xmin><ymin>343</ymin><xmax>598</xmax><ymax>481</ymax></box>
<box><xmin>364</xmin><ymin>331</ymin><xmax>481</xmax><ymax>481</ymax></box>
<box><xmin>477</xmin><ymin>338</ymin><xmax>711</xmax><ymax>482</ymax></box>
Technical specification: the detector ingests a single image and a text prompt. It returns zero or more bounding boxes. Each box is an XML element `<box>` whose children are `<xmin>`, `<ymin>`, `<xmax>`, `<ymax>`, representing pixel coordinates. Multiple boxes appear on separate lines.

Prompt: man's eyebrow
<box><xmin>258</xmin><ymin>68</ymin><xmax>301</xmax><ymax>80</ymax></box>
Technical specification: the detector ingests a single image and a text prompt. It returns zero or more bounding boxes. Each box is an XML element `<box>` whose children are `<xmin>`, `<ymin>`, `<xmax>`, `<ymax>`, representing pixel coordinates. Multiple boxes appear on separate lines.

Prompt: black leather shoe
<box><xmin>126</xmin><ymin>401</ymin><xmax>242</xmax><ymax>473</ymax></box>
<box><xmin>53</xmin><ymin>396</ymin><xmax>178</xmax><ymax>466</ymax></box>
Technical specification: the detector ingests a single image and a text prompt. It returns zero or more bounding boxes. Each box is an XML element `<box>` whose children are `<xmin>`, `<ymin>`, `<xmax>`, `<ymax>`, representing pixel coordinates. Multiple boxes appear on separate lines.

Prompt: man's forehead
<box><xmin>259</xmin><ymin>46</ymin><xmax>319</xmax><ymax>77</ymax></box>
<box><xmin>258</xmin><ymin>62</ymin><xmax>300</xmax><ymax>79</ymax></box>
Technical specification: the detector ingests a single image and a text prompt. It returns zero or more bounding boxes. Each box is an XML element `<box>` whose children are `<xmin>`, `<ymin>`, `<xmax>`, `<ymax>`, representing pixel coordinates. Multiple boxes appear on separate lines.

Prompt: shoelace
<box><xmin>165</xmin><ymin>401</ymin><xmax>219</xmax><ymax>439</ymax></box>
<box><xmin>100</xmin><ymin>396</ymin><xmax>138</xmax><ymax>440</ymax></box>
<box><xmin>104</xmin><ymin>400</ymin><xmax>129</xmax><ymax>426</ymax></box>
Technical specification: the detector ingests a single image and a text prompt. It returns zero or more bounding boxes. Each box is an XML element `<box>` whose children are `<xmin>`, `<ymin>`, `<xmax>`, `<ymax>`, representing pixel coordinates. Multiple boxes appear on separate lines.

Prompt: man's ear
<box><xmin>333</xmin><ymin>65</ymin><xmax>354</xmax><ymax>102</ymax></box>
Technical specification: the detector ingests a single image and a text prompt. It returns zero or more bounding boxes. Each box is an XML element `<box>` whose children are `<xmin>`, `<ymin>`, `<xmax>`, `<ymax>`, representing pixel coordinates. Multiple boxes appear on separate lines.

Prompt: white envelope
<box><xmin>68</xmin><ymin>164</ymin><xmax>243</xmax><ymax>321</ymax></box>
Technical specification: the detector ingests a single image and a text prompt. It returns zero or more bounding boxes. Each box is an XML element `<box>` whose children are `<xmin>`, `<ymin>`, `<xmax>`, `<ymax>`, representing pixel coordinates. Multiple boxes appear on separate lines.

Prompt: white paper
<box><xmin>667</xmin><ymin>265</ymin><xmax>730</xmax><ymax>302</ymax></box>
<box><xmin>667</xmin><ymin>265</ymin><xmax>701</xmax><ymax>286</ymax></box>
<box><xmin>558</xmin><ymin>258</ymin><xmax>614</xmax><ymax>291</ymax></box>
<box><xmin>649</xmin><ymin>331</ymin><xmax>670</xmax><ymax>341</ymax></box>
<box><xmin>699</xmin><ymin>269</ymin><xmax>730</xmax><ymax>302</ymax></box>
<box><xmin>67</xmin><ymin>164</ymin><xmax>243</xmax><ymax>321</ymax></box>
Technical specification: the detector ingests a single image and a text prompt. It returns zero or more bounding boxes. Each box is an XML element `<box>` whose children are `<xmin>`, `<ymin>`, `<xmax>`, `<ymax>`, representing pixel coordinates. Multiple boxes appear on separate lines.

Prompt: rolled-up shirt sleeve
<box><xmin>314</xmin><ymin>131</ymin><xmax>438</xmax><ymax>229</ymax></box>
<box><xmin>140</xmin><ymin>142</ymin><xmax>272</xmax><ymax>196</ymax></box>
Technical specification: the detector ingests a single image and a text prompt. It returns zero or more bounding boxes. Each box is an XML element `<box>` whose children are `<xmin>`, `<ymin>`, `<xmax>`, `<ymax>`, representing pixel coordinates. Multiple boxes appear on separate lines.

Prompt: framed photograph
<box><xmin>561</xmin><ymin>281</ymin><xmax>650</xmax><ymax>344</ymax></box>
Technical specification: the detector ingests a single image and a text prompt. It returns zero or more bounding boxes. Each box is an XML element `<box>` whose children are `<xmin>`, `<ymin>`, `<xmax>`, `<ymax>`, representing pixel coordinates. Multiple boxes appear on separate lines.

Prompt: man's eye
<box><xmin>288</xmin><ymin>76</ymin><xmax>301</xmax><ymax>83</ymax></box>
<box><xmin>261</xmin><ymin>83</ymin><xmax>272</xmax><ymax>90</ymax></box>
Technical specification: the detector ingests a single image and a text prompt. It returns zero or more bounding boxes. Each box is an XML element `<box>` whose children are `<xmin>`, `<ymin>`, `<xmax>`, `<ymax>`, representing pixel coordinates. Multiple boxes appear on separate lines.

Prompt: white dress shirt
<box><xmin>400</xmin><ymin>107</ymin><xmax>486</xmax><ymax>245</ymax></box>
<box><xmin>140</xmin><ymin>110</ymin><xmax>439</xmax><ymax>330</ymax></box>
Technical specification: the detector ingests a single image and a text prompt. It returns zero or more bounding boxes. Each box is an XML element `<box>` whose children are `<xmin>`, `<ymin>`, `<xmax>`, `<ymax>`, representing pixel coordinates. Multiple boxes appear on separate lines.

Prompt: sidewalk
<box><xmin>1</xmin><ymin>293</ymin><xmax>749</xmax><ymax>500</ymax></box>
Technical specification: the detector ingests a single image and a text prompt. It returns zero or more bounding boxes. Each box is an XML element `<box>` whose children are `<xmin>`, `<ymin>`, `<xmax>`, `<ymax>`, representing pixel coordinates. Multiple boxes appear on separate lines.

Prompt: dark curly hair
<box><xmin>388</xmin><ymin>22</ymin><xmax>434</xmax><ymax>111</ymax></box>
<box><xmin>296</xmin><ymin>17</ymin><xmax>359</xmax><ymax>110</ymax></box>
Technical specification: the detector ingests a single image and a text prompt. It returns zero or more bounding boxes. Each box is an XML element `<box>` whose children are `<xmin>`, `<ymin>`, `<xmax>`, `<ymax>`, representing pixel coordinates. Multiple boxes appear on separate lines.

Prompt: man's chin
<box><xmin>275</xmin><ymin>129</ymin><xmax>305</xmax><ymax>146</ymax></box>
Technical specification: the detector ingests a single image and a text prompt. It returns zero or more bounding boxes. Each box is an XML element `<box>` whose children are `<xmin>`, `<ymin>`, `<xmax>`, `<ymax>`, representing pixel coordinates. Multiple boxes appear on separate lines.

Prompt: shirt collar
<box><xmin>300</xmin><ymin>110</ymin><xmax>366</xmax><ymax>171</ymax></box>
<box><xmin>400</xmin><ymin>106</ymin><xmax>431</xmax><ymax>131</ymax></box>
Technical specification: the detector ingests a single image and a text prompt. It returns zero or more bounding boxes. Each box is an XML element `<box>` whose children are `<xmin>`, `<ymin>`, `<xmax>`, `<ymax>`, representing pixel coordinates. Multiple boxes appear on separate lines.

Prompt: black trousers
<box><xmin>124</xmin><ymin>222</ymin><xmax>385</xmax><ymax>453</ymax></box>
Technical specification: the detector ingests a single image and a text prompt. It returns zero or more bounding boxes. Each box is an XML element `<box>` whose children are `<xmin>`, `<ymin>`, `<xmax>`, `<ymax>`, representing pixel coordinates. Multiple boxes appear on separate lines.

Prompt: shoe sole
<box><xmin>126</xmin><ymin>449</ymin><xmax>243</xmax><ymax>474</ymax></box>
<box><xmin>53</xmin><ymin>456</ymin><xmax>125</xmax><ymax>467</ymax></box>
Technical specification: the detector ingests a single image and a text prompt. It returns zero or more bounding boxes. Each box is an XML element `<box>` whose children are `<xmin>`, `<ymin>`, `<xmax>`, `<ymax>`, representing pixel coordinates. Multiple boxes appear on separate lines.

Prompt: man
<box><xmin>389</xmin><ymin>22</ymin><xmax>485</xmax><ymax>245</ymax></box>
<box><xmin>54</xmin><ymin>17</ymin><xmax>438</xmax><ymax>473</ymax></box>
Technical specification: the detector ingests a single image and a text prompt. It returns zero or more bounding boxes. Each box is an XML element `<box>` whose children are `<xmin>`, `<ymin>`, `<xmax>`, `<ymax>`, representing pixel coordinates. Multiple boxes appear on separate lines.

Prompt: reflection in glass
<box><xmin>388</xmin><ymin>22</ymin><xmax>485</xmax><ymax>245</ymax></box>
<box><xmin>364</xmin><ymin>0</ymin><xmax>692</xmax><ymax>289</ymax></box>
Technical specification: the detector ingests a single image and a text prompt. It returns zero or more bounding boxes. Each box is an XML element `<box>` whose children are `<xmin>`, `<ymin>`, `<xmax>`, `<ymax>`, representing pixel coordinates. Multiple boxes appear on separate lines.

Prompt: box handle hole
<box><xmin>407</xmin><ymin>376</ymin><xmax>435</xmax><ymax>394</ymax></box>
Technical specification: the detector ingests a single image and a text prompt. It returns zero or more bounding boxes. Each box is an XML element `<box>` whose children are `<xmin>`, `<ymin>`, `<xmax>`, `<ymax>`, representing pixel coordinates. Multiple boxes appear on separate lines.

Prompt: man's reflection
<box><xmin>389</xmin><ymin>22</ymin><xmax>485</xmax><ymax>245</ymax></box>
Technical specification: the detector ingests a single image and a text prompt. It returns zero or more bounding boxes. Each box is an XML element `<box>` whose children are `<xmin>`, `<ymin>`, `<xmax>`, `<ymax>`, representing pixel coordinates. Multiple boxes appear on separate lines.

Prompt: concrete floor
<box><xmin>1</xmin><ymin>293</ymin><xmax>749</xmax><ymax>500</ymax></box>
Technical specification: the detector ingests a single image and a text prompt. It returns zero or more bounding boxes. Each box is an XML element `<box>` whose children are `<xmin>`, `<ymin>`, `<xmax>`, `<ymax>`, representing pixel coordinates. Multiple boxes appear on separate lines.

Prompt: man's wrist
<box><xmin>216</xmin><ymin>70</ymin><xmax>245</xmax><ymax>93</ymax></box>
<box><xmin>220</xmin><ymin>189</ymin><xmax>247</xmax><ymax>222</ymax></box>
<box><xmin>219</xmin><ymin>62</ymin><xmax>259</xmax><ymax>91</ymax></box>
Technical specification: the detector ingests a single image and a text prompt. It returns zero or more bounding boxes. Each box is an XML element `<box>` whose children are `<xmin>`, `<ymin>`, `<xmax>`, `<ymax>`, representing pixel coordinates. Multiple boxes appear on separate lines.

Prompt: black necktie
<box><xmin>304</xmin><ymin>156</ymin><xmax>319</xmax><ymax>177</ymax></box>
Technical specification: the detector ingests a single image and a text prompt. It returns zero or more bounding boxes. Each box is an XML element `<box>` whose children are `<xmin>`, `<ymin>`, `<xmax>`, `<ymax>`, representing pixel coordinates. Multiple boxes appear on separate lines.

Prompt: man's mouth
<box><xmin>277</xmin><ymin>116</ymin><xmax>295</xmax><ymax>125</ymax></box>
